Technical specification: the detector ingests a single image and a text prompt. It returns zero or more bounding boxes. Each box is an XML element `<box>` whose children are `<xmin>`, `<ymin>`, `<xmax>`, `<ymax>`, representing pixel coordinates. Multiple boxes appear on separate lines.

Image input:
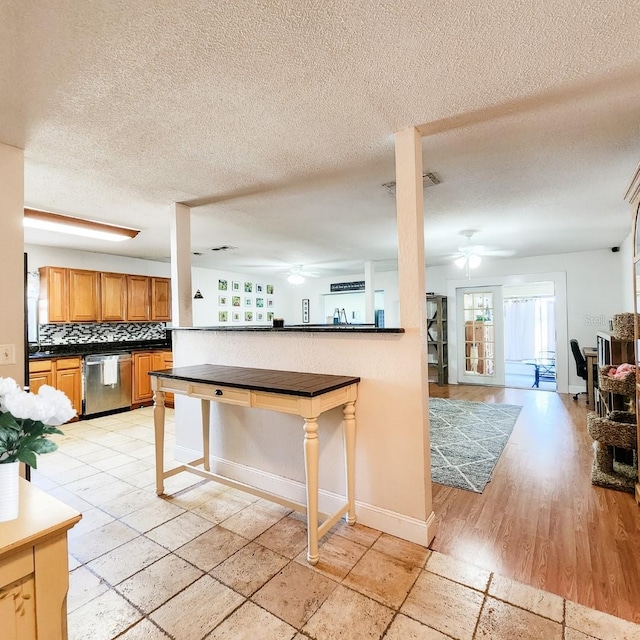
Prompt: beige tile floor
<box><xmin>32</xmin><ymin>406</ymin><xmax>640</xmax><ymax>640</ymax></box>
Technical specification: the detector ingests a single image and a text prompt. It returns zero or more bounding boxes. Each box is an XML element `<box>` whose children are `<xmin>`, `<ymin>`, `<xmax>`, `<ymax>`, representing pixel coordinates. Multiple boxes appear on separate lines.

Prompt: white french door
<box><xmin>456</xmin><ymin>286</ymin><xmax>505</xmax><ymax>386</ymax></box>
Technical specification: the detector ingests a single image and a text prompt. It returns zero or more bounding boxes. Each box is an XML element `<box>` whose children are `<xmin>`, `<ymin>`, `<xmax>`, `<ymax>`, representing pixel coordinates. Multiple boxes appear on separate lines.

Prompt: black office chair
<box><xmin>570</xmin><ymin>339</ymin><xmax>588</xmax><ymax>401</ymax></box>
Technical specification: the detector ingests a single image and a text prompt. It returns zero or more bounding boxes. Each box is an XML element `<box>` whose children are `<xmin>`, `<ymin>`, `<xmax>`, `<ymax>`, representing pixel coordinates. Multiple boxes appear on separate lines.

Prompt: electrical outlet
<box><xmin>0</xmin><ymin>344</ymin><xmax>15</xmax><ymax>365</ymax></box>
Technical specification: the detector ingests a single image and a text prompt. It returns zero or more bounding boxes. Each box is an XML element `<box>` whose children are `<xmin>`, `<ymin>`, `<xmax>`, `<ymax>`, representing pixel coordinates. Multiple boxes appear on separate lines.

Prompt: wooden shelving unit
<box><xmin>427</xmin><ymin>294</ymin><xmax>448</xmax><ymax>386</ymax></box>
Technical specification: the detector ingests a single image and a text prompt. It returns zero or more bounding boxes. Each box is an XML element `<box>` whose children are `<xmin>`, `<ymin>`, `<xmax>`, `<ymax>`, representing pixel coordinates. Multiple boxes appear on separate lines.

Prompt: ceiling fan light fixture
<box><xmin>468</xmin><ymin>254</ymin><xmax>482</xmax><ymax>269</ymax></box>
<box><xmin>287</xmin><ymin>273</ymin><xmax>305</xmax><ymax>285</ymax></box>
<box><xmin>454</xmin><ymin>256</ymin><xmax>466</xmax><ymax>269</ymax></box>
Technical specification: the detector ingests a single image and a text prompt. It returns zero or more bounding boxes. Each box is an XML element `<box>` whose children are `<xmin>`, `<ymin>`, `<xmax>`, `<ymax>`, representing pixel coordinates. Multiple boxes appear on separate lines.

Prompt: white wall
<box><xmin>172</xmin><ymin>327</ymin><xmax>434</xmax><ymax>545</ymax></box>
<box><xmin>287</xmin><ymin>270</ymin><xmax>401</xmax><ymax>327</ymax></box>
<box><xmin>426</xmin><ymin>248</ymin><xmax>626</xmax><ymax>390</ymax></box>
<box><xmin>0</xmin><ymin>144</ymin><xmax>25</xmax><ymax>384</ymax></box>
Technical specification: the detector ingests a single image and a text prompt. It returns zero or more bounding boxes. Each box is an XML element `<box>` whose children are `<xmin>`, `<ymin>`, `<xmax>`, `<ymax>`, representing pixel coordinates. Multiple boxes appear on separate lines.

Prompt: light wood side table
<box><xmin>0</xmin><ymin>479</ymin><xmax>81</xmax><ymax>640</ymax></box>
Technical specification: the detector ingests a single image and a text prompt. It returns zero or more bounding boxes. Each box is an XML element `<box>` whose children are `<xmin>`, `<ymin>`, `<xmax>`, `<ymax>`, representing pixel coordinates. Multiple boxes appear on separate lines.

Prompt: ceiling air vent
<box><xmin>382</xmin><ymin>172</ymin><xmax>440</xmax><ymax>196</ymax></box>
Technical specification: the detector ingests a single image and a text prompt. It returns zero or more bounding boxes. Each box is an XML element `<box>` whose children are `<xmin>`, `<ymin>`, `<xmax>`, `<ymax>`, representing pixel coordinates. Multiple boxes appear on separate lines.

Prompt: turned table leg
<box><xmin>304</xmin><ymin>416</ymin><xmax>320</xmax><ymax>565</ymax></box>
<box><xmin>153</xmin><ymin>390</ymin><xmax>166</xmax><ymax>496</ymax></box>
<box><xmin>343</xmin><ymin>401</ymin><xmax>357</xmax><ymax>525</ymax></box>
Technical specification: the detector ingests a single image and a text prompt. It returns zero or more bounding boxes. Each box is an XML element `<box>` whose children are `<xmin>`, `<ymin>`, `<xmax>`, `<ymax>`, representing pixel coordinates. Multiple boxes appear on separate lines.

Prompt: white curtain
<box><xmin>504</xmin><ymin>297</ymin><xmax>556</xmax><ymax>361</ymax></box>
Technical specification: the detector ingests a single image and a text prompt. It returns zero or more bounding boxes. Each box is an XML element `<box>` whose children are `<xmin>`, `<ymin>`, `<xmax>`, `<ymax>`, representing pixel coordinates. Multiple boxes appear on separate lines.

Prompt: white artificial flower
<box><xmin>0</xmin><ymin>377</ymin><xmax>20</xmax><ymax>399</ymax></box>
<box><xmin>2</xmin><ymin>388</ymin><xmax>43</xmax><ymax>421</ymax></box>
<box><xmin>37</xmin><ymin>385</ymin><xmax>76</xmax><ymax>425</ymax></box>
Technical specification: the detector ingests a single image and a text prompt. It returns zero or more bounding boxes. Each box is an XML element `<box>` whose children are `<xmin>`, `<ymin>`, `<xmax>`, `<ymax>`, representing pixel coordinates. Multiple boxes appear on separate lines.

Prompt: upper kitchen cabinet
<box><xmin>38</xmin><ymin>267</ymin><xmax>171</xmax><ymax>323</ymax></box>
<box><xmin>100</xmin><ymin>272</ymin><xmax>127</xmax><ymax>321</ymax></box>
<box><xmin>38</xmin><ymin>267</ymin><xmax>99</xmax><ymax>323</ymax></box>
<box><xmin>38</xmin><ymin>266</ymin><xmax>67</xmax><ymax>323</ymax></box>
<box><xmin>127</xmin><ymin>275</ymin><xmax>151</xmax><ymax>321</ymax></box>
<box><xmin>151</xmin><ymin>277</ymin><xmax>171</xmax><ymax>321</ymax></box>
<box><xmin>68</xmin><ymin>269</ymin><xmax>99</xmax><ymax>321</ymax></box>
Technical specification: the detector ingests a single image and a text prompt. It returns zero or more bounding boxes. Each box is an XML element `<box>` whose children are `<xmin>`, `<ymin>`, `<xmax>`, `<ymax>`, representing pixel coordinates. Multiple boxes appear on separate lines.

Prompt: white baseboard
<box><xmin>174</xmin><ymin>445</ymin><xmax>432</xmax><ymax>546</ymax></box>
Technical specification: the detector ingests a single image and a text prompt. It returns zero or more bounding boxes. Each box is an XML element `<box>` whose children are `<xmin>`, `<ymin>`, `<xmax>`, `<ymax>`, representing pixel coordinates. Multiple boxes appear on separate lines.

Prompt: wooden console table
<box><xmin>149</xmin><ymin>364</ymin><xmax>360</xmax><ymax>565</ymax></box>
<box><xmin>0</xmin><ymin>479</ymin><xmax>81</xmax><ymax>640</ymax></box>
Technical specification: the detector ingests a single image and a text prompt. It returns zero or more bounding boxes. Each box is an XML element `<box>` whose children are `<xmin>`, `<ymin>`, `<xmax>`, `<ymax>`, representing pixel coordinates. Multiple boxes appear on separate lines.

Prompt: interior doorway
<box><xmin>503</xmin><ymin>281</ymin><xmax>557</xmax><ymax>391</ymax></box>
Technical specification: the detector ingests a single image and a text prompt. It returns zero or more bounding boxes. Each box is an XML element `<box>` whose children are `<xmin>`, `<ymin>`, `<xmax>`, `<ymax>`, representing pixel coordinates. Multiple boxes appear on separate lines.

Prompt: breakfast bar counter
<box><xmin>149</xmin><ymin>364</ymin><xmax>360</xmax><ymax>565</ymax></box>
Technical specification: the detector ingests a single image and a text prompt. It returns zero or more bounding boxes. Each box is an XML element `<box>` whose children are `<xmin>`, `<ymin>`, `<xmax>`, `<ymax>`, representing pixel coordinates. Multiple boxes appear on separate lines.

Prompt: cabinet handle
<box><xmin>215</xmin><ymin>389</ymin><xmax>223</xmax><ymax>396</ymax></box>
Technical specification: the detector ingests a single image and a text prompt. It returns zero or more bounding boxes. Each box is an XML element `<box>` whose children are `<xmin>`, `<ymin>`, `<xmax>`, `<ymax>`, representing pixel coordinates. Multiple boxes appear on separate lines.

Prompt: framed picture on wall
<box><xmin>256</xmin><ymin>284</ymin><xmax>264</xmax><ymax>293</ymax></box>
<box><xmin>218</xmin><ymin>311</ymin><xmax>228</xmax><ymax>323</ymax></box>
<box><xmin>232</xmin><ymin>296</ymin><xmax>241</xmax><ymax>307</ymax></box>
<box><xmin>219</xmin><ymin>295</ymin><xmax>227</xmax><ymax>306</ymax></box>
<box><xmin>245</xmin><ymin>311</ymin><xmax>253</xmax><ymax>321</ymax></box>
<box><xmin>256</xmin><ymin>312</ymin><xmax>264</xmax><ymax>321</ymax></box>
<box><xmin>245</xmin><ymin>297</ymin><xmax>252</xmax><ymax>307</ymax></box>
<box><xmin>256</xmin><ymin>298</ymin><xmax>264</xmax><ymax>308</ymax></box>
<box><xmin>267</xmin><ymin>298</ymin><xmax>274</xmax><ymax>308</ymax></box>
<box><xmin>232</xmin><ymin>281</ymin><xmax>240</xmax><ymax>292</ymax></box>
<box><xmin>302</xmin><ymin>298</ymin><xmax>310</xmax><ymax>323</ymax></box>
<box><xmin>218</xmin><ymin>279</ymin><xmax>228</xmax><ymax>291</ymax></box>
<box><xmin>267</xmin><ymin>311</ymin><xmax>274</xmax><ymax>321</ymax></box>
<box><xmin>244</xmin><ymin>282</ymin><xmax>253</xmax><ymax>293</ymax></box>
<box><xmin>232</xmin><ymin>311</ymin><xmax>240</xmax><ymax>322</ymax></box>
<box><xmin>266</xmin><ymin>284</ymin><xmax>274</xmax><ymax>294</ymax></box>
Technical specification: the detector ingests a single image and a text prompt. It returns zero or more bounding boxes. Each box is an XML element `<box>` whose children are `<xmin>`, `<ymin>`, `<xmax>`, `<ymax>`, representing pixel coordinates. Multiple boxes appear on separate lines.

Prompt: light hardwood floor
<box><xmin>429</xmin><ymin>383</ymin><xmax>640</xmax><ymax>623</ymax></box>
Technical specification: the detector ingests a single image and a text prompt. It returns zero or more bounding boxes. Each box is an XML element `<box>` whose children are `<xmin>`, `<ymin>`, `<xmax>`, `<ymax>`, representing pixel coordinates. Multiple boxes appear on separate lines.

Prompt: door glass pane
<box><xmin>463</xmin><ymin>291</ymin><xmax>495</xmax><ymax>376</ymax></box>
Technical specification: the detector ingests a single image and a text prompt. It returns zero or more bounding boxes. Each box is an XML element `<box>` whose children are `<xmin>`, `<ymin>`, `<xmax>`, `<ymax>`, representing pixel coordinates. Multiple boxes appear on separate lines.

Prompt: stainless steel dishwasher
<box><xmin>83</xmin><ymin>352</ymin><xmax>132</xmax><ymax>416</ymax></box>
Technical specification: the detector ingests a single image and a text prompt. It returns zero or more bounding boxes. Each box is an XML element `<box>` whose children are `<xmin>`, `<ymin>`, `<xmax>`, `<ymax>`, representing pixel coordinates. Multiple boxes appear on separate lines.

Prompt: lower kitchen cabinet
<box><xmin>132</xmin><ymin>352</ymin><xmax>154</xmax><ymax>406</ymax></box>
<box><xmin>132</xmin><ymin>350</ymin><xmax>174</xmax><ymax>408</ymax></box>
<box><xmin>28</xmin><ymin>358</ymin><xmax>81</xmax><ymax>421</ymax></box>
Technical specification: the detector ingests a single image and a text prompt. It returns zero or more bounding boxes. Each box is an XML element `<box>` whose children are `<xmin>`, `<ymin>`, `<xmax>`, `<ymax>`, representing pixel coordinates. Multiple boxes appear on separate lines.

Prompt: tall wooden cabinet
<box><xmin>626</xmin><ymin>160</ymin><xmax>640</xmax><ymax>504</ymax></box>
<box><xmin>427</xmin><ymin>295</ymin><xmax>448</xmax><ymax>386</ymax></box>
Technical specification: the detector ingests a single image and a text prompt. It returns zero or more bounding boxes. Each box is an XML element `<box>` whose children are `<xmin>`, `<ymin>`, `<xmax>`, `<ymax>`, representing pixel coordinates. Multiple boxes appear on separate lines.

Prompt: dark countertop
<box><xmin>170</xmin><ymin>325</ymin><xmax>404</xmax><ymax>334</ymax></box>
<box><xmin>149</xmin><ymin>364</ymin><xmax>360</xmax><ymax>397</ymax></box>
<box><xmin>29</xmin><ymin>339</ymin><xmax>172</xmax><ymax>360</ymax></box>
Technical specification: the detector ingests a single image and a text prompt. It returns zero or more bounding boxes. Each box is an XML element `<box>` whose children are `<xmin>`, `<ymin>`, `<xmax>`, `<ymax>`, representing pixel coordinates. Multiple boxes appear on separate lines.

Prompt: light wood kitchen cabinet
<box><xmin>127</xmin><ymin>275</ymin><xmax>151</xmax><ymax>321</ymax></box>
<box><xmin>54</xmin><ymin>358</ymin><xmax>82</xmax><ymax>418</ymax></box>
<box><xmin>68</xmin><ymin>269</ymin><xmax>99</xmax><ymax>322</ymax></box>
<box><xmin>100</xmin><ymin>272</ymin><xmax>127</xmax><ymax>321</ymax></box>
<box><xmin>38</xmin><ymin>266</ymin><xmax>171</xmax><ymax>323</ymax></box>
<box><xmin>0</xmin><ymin>479</ymin><xmax>81</xmax><ymax>640</ymax></box>
<box><xmin>38</xmin><ymin>267</ymin><xmax>68</xmax><ymax>323</ymax></box>
<box><xmin>132</xmin><ymin>351</ymin><xmax>154</xmax><ymax>405</ymax></box>
<box><xmin>151</xmin><ymin>277</ymin><xmax>171</xmax><ymax>321</ymax></box>
<box><xmin>27</xmin><ymin>359</ymin><xmax>54</xmax><ymax>394</ymax></box>
<box><xmin>132</xmin><ymin>350</ymin><xmax>173</xmax><ymax>407</ymax></box>
<box><xmin>38</xmin><ymin>267</ymin><xmax>99</xmax><ymax>323</ymax></box>
<box><xmin>28</xmin><ymin>358</ymin><xmax>81</xmax><ymax>420</ymax></box>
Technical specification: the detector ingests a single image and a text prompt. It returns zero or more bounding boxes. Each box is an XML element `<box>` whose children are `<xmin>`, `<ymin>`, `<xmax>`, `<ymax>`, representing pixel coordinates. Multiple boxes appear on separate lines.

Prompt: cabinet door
<box><xmin>38</xmin><ymin>267</ymin><xmax>68</xmax><ymax>323</ymax></box>
<box><xmin>0</xmin><ymin>575</ymin><xmax>37</xmax><ymax>640</ymax></box>
<box><xmin>68</xmin><ymin>270</ymin><xmax>99</xmax><ymax>322</ymax></box>
<box><xmin>132</xmin><ymin>352</ymin><xmax>154</xmax><ymax>403</ymax></box>
<box><xmin>127</xmin><ymin>276</ymin><xmax>150</xmax><ymax>321</ymax></box>
<box><xmin>162</xmin><ymin>351</ymin><xmax>174</xmax><ymax>406</ymax></box>
<box><xmin>55</xmin><ymin>366</ymin><xmax>81</xmax><ymax>419</ymax></box>
<box><xmin>100</xmin><ymin>273</ymin><xmax>127</xmax><ymax>321</ymax></box>
<box><xmin>151</xmin><ymin>278</ymin><xmax>171</xmax><ymax>321</ymax></box>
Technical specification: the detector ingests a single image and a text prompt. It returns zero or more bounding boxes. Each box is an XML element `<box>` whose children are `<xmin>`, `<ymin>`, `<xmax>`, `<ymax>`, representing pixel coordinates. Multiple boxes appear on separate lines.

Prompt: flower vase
<box><xmin>0</xmin><ymin>461</ymin><xmax>20</xmax><ymax>522</ymax></box>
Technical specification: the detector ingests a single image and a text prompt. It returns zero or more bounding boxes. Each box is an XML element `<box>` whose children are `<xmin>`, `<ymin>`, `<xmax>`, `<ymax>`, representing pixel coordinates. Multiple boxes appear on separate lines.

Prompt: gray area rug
<box><xmin>430</xmin><ymin>398</ymin><xmax>522</xmax><ymax>493</ymax></box>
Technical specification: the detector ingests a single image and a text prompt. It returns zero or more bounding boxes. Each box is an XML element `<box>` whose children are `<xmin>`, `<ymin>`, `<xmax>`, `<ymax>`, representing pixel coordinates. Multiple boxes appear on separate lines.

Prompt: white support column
<box><xmin>394</xmin><ymin>127</ymin><xmax>436</xmax><ymax>545</ymax></box>
<box><xmin>0</xmin><ymin>143</ymin><xmax>25</xmax><ymax>385</ymax></box>
<box><xmin>169</xmin><ymin>203</ymin><xmax>193</xmax><ymax>328</ymax></box>
<box><xmin>364</xmin><ymin>261</ymin><xmax>375</xmax><ymax>325</ymax></box>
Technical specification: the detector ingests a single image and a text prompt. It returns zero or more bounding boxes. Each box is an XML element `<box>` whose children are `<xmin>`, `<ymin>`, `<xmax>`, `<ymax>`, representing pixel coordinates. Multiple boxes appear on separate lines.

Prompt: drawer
<box><xmin>55</xmin><ymin>357</ymin><xmax>81</xmax><ymax>370</ymax></box>
<box><xmin>190</xmin><ymin>383</ymin><xmax>251</xmax><ymax>406</ymax></box>
<box><xmin>29</xmin><ymin>359</ymin><xmax>52</xmax><ymax>374</ymax></box>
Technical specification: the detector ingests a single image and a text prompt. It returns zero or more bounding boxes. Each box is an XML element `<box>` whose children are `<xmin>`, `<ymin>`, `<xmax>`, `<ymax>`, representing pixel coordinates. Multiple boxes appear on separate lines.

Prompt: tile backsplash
<box><xmin>38</xmin><ymin>322</ymin><xmax>167</xmax><ymax>345</ymax></box>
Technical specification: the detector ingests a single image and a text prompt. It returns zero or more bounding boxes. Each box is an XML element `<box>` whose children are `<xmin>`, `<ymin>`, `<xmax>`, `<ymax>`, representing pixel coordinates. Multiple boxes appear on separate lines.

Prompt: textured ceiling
<box><xmin>3</xmin><ymin>1</ymin><xmax>640</xmax><ymax>275</ymax></box>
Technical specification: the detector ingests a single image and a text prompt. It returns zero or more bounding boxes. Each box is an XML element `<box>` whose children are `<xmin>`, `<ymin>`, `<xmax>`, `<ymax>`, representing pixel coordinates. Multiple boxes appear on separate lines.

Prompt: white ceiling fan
<box><xmin>284</xmin><ymin>264</ymin><xmax>323</xmax><ymax>284</ymax></box>
<box><xmin>451</xmin><ymin>230</ymin><xmax>515</xmax><ymax>277</ymax></box>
